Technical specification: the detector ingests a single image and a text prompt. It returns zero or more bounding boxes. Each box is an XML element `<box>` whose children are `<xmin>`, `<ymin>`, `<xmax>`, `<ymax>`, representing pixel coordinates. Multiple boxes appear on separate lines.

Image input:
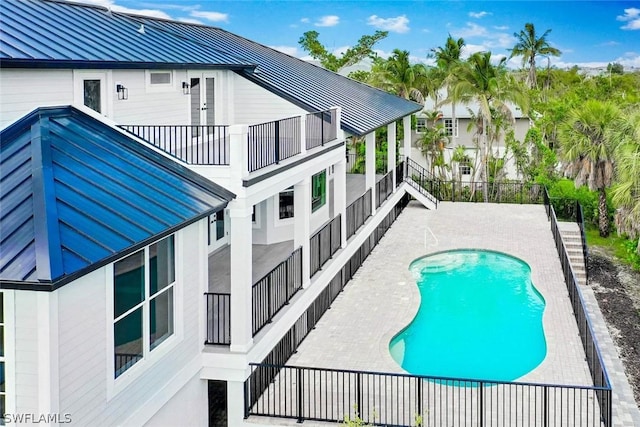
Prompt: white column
<box><xmin>229</xmin><ymin>124</ymin><xmax>249</xmax><ymax>182</ymax></box>
<box><xmin>227</xmin><ymin>380</ymin><xmax>247</xmax><ymax>426</ymax></box>
<box><xmin>294</xmin><ymin>177</ymin><xmax>311</xmax><ymax>288</ymax></box>
<box><xmin>388</xmin><ymin>121</ymin><xmax>397</xmax><ymax>189</ymax></box>
<box><xmin>334</xmin><ymin>158</ymin><xmax>347</xmax><ymax>247</ymax></box>
<box><xmin>229</xmin><ymin>202</ymin><xmax>253</xmax><ymax>352</ymax></box>
<box><xmin>365</xmin><ymin>131</ymin><xmax>376</xmax><ymax>213</ymax></box>
<box><xmin>332</xmin><ymin>105</ymin><xmax>344</xmax><ymax>141</ymax></box>
<box><xmin>403</xmin><ymin>115</ymin><xmax>412</xmax><ymax>161</ymax></box>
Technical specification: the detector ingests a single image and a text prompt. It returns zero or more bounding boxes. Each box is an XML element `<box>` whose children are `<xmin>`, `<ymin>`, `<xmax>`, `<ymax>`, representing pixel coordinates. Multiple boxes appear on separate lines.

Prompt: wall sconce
<box><xmin>116</xmin><ymin>84</ymin><xmax>128</xmax><ymax>100</ymax></box>
<box><xmin>182</xmin><ymin>81</ymin><xmax>190</xmax><ymax>95</ymax></box>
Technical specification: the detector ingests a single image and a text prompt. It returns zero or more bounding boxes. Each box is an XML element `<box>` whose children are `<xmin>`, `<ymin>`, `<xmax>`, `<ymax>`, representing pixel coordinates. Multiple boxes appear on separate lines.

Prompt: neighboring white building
<box><xmin>412</xmin><ymin>100</ymin><xmax>531</xmax><ymax>182</ymax></box>
<box><xmin>0</xmin><ymin>1</ymin><xmax>435</xmax><ymax>426</ymax></box>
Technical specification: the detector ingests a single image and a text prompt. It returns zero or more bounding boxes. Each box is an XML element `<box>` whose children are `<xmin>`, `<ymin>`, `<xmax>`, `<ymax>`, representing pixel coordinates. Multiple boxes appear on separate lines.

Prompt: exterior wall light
<box><xmin>182</xmin><ymin>81</ymin><xmax>190</xmax><ymax>95</ymax></box>
<box><xmin>116</xmin><ymin>84</ymin><xmax>128</xmax><ymax>100</ymax></box>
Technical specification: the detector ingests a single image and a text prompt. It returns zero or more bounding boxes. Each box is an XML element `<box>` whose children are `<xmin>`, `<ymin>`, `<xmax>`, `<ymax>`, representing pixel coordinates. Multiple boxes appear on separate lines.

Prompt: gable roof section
<box><xmin>139</xmin><ymin>20</ymin><xmax>423</xmax><ymax>136</ymax></box>
<box><xmin>0</xmin><ymin>106</ymin><xmax>234</xmax><ymax>290</ymax></box>
<box><xmin>0</xmin><ymin>0</ymin><xmax>255</xmax><ymax>70</ymax></box>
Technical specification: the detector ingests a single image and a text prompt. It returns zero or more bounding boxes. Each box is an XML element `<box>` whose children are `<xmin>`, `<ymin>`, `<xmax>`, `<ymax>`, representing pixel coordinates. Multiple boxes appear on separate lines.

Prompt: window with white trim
<box><xmin>113</xmin><ymin>235</ymin><xmax>175</xmax><ymax>378</ymax></box>
<box><xmin>459</xmin><ymin>159</ymin><xmax>472</xmax><ymax>175</ymax></box>
<box><xmin>0</xmin><ymin>293</ymin><xmax>5</xmax><ymax>417</ymax></box>
<box><xmin>444</xmin><ymin>118</ymin><xmax>459</xmax><ymax>137</ymax></box>
<box><xmin>149</xmin><ymin>72</ymin><xmax>172</xmax><ymax>85</ymax></box>
<box><xmin>311</xmin><ymin>171</ymin><xmax>326</xmax><ymax>212</ymax></box>
<box><xmin>416</xmin><ymin>117</ymin><xmax>427</xmax><ymax>133</ymax></box>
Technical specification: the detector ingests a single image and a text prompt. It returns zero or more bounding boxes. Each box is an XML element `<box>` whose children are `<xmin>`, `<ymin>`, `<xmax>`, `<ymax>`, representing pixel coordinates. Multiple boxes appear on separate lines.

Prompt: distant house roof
<box><xmin>0</xmin><ymin>0</ymin><xmax>422</xmax><ymax>137</ymax></box>
<box><xmin>0</xmin><ymin>106</ymin><xmax>234</xmax><ymax>291</ymax></box>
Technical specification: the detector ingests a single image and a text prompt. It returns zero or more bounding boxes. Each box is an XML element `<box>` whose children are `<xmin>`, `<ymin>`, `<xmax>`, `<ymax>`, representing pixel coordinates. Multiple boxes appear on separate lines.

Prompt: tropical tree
<box><xmin>418</xmin><ymin>110</ymin><xmax>450</xmax><ymax>178</ymax></box>
<box><xmin>432</xmin><ymin>35</ymin><xmax>466</xmax><ymax>145</ymax></box>
<box><xmin>298</xmin><ymin>30</ymin><xmax>388</xmax><ymax>72</ymax></box>
<box><xmin>369</xmin><ymin>49</ymin><xmax>427</xmax><ymax>102</ymax></box>
<box><xmin>451</xmin><ymin>51</ymin><xmax>528</xmax><ymax>199</ymax></box>
<box><xmin>559</xmin><ymin>100</ymin><xmax>622</xmax><ymax>237</ymax></box>
<box><xmin>509</xmin><ymin>23</ymin><xmax>561</xmax><ymax>89</ymax></box>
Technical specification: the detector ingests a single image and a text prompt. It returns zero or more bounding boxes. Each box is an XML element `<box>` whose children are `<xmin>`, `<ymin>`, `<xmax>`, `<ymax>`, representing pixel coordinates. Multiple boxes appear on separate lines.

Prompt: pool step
<box><xmin>558</xmin><ymin>223</ymin><xmax>587</xmax><ymax>286</ymax></box>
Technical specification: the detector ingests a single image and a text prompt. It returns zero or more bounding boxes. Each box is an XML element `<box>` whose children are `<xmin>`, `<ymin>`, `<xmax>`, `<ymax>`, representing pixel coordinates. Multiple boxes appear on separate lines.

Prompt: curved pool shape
<box><xmin>389</xmin><ymin>250</ymin><xmax>546</xmax><ymax>382</ymax></box>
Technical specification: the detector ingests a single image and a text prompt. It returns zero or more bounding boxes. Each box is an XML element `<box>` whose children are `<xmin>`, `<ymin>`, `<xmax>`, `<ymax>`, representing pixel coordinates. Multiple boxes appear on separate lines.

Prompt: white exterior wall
<box><xmin>232</xmin><ymin>74</ymin><xmax>306</xmax><ymax>124</ymax></box>
<box><xmin>8</xmin><ymin>220</ymin><xmax>207</xmax><ymax>425</ymax></box>
<box><xmin>143</xmin><ymin>374</ymin><xmax>208</xmax><ymax>427</ymax></box>
<box><xmin>0</xmin><ymin>69</ymin><xmax>74</xmax><ymax>129</ymax></box>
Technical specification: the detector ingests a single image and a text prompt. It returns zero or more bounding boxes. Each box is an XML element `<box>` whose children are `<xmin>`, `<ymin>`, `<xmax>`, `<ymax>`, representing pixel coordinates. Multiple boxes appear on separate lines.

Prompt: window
<box><xmin>0</xmin><ymin>293</ymin><xmax>4</xmax><ymax>418</ymax></box>
<box><xmin>416</xmin><ymin>117</ymin><xmax>427</xmax><ymax>133</ymax></box>
<box><xmin>279</xmin><ymin>187</ymin><xmax>294</xmax><ymax>219</ymax></box>
<box><xmin>459</xmin><ymin>159</ymin><xmax>472</xmax><ymax>175</ymax></box>
<box><xmin>215</xmin><ymin>210</ymin><xmax>225</xmax><ymax>240</ymax></box>
<box><xmin>150</xmin><ymin>72</ymin><xmax>171</xmax><ymax>85</ymax></box>
<box><xmin>83</xmin><ymin>79</ymin><xmax>102</xmax><ymax>113</ymax></box>
<box><xmin>311</xmin><ymin>171</ymin><xmax>326</xmax><ymax>212</ymax></box>
<box><xmin>444</xmin><ymin>118</ymin><xmax>459</xmax><ymax>137</ymax></box>
<box><xmin>114</xmin><ymin>235</ymin><xmax>175</xmax><ymax>378</ymax></box>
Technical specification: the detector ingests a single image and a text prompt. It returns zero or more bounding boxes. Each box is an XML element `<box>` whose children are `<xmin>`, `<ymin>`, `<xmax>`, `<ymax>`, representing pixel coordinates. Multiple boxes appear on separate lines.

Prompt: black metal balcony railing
<box><xmin>247</xmin><ymin>363</ymin><xmax>608</xmax><ymax>426</ymax></box>
<box><xmin>546</xmin><ymin>191</ymin><xmax>611</xmax><ymax>425</ymax></box>
<box><xmin>395</xmin><ymin>160</ymin><xmax>405</xmax><ymax>189</ymax></box>
<box><xmin>346</xmin><ymin>188</ymin><xmax>372</xmax><ymax>240</ymax></box>
<box><xmin>375</xmin><ymin>170</ymin><xmax>394</xmax><ymax>209</ymax></box>
<box><xmin>405</xmin><ymin>157</ymin><xmax>440</xmax><ymax>207</ymax></box>
<box><xmin>119</xmin><ymin>125</ymin><xmax>229</xmax><ymax>165</ymax></box>
<box><xmin>439</xmin><ymin>181</ymin><xmax>544</xmax><ymax>204</ymax></box>
<box><xmin>306</xmin><ymin>109</ymin><xmax>337</xmax><ymax>150</ymax></box>
<box><xmin>310</xmin><ymin>215</ymin><xmax>342</xmax><ymax>277</ymax></box>
<box><xmin>248</xmin><ymin>116</ymin><xmax>301</xmax><ymax>172</ymax></box>
<box><xmin>205</xmin><ymin>292</ymin><xmax>231</xmax><ymax>345</ymax></box>
<box><xmin>252</xmin><ymin>247</ymin><xmax>303</xmax><ymax>336</ymax></box>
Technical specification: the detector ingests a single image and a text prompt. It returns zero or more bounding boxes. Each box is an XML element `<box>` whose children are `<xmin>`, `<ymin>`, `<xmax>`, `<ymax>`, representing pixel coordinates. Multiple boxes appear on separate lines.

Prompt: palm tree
<box><xmin>369</xmin><ymin>49</ymin><xmax>427</xmax><ymax>102</ymax></box>
<box><xmin>451</xmin><ymin>51</ymin><xmax>528</xmax><ymax>200</ymax></box>
<box><xmin>432</xmin><ymin>35</ymin><xmax>465</xmax><ymax>146</ymax></box>
<box><xmin>418</xmin><ymin>111</ymin><xmax>450</xmax><ymax>178</ymax></box>
<box><xmin>559</xmin><ymin>100</ymin><xmax>622</xmax><ymax>237</ymax></box>
<box><xmin>509</xmin><ymin>23</ymin><xmax>561</xmax><ymax>89</ymax></box>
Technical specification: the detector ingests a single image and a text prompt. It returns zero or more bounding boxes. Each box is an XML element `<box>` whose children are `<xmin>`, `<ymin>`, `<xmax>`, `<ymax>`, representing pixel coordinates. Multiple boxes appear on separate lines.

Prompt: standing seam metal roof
<box><xmin>0</xmin><ymin>106</ymin><xmax>234</xmax><ymax>290</ymax></box>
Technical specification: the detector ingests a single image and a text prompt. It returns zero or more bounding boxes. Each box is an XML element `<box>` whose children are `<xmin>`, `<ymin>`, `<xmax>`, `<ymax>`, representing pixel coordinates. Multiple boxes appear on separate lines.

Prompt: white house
<box><xmin>0</xmin><ymin>0</ymin><xmax>436</xmax><ymax>426</ymax></box>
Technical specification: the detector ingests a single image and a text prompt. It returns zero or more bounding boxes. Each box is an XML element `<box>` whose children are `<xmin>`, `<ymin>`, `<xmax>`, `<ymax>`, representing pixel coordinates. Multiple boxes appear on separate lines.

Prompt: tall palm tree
<box><xmin>559</xmin><ymin>100</ymin><xmax>622</xmax><ymax>237</ymax></box>
<box><xmin>509</xmin><ymin>23</ymin><xmax>561</xmax><ymax>89</ymax></box>
<box><xmin>451</xmin><ymin>52</ymin><xmax>528</xmax><ymax>199</ymax></box>
<box><xmin>369</xmin><ymin>49</ymin><xmax>427</xmax><ymax>102</ymax></box>
<box><xmin>432</xmin><ymin>35</ymin><xmax>465</xmax><ymax>146</ymax></box>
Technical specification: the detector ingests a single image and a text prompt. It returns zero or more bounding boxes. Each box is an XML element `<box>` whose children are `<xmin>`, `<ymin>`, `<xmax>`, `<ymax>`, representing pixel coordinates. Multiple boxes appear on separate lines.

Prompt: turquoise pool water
<box><xmin>389</xmin><ymin>250</ymin><xmax>546</xmax><ymax>382</ymax></box>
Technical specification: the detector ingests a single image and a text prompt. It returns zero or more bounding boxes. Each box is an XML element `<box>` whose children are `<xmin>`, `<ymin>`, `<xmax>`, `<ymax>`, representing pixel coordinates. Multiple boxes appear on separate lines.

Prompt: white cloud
<box><xmin>469</xmin><ymin>11</ymin><xmax>490</xmax><ymax>19</ymax></box>
<box><xmin>461</xmin><ymin>44</ymin><xmax>486</xmax><ymax>58</ymax></box>
<box><xmin>270</xmin><ymin>45</ymin><xmax>299</xmax><ymax>56</ymax></box>
<box><xmin>367</xmin><ymin>15</ymin><xmax>410</xmax><ymax>33</ymax></box>
<box><xmin>333</xmin><ymin>45</ymin><xmax>351</xmax><ymax>56</ymax></box>
<box><xmin>617</xmin><ymin>7</ymin><xmax>640</xmax><ymax>30</ymax></box>
<box><xmin>452</xmin><ymin>22</ymin><xmax>487</xmax><ymax>38</ymax></box>
<box><xmin>300</xmin><ymin>17</ymin><xmax>310</xmax><ymax>23</ymax></box>
<box><xmin>191</xmin><ymin>10</ymin><xmax>228</xmax><ymax>22</ymax></box>
<box><xmin>597</xmin><ymin>41</ymin><xmax>620</xmax><ymax>47</ymax></box>
<box><xmin>315</xmin><ymin>15</ymin><xmax>340</xmax><ymax>27</ymax></box>
<box><xmin>178</xmin><ymin>17</ymin><xmax>204</xmax><ymax>25</ymax></box>
<box><xmin>493</xmin><ymin>25</ymin><xmax>509</xmax><ymax>31</ymax></box>
<box><xmin>111</xmin><ymin>5</ymin><xmax>171</xmax><ymax>19</ymax></box>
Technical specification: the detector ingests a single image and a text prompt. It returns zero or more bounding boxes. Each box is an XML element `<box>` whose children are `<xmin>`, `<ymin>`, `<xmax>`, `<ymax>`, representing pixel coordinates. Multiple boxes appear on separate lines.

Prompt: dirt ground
<box><xmin>587</xmin><ymin>248</ymin><xmax>640</xmax><ymax>406</ymax></box>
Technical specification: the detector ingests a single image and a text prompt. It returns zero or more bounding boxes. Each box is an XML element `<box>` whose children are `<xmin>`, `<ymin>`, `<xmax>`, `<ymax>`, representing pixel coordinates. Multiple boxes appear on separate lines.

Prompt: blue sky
<box><xmin>82</xmin><ymin>0</ymin><xmax>640</xmax><ymax>69</ymax></box>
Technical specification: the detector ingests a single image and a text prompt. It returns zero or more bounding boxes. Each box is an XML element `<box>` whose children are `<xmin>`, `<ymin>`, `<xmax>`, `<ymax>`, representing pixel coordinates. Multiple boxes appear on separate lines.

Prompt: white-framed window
<box><xmin>279</xmin><ymin>187</ymin><xmax>294</xmax><ymax>219</ymax></box>
<box><xmin>459</xmin><ymin>159</ymin><xmax>472</xmax><ymax>175</ymax></box>
<box><xmin>444</xmin><ymin>118</ymin><xmax>459</xmax><ymax>137</ymax></box>
<box><xmin>113</xmin><ymin>235</ymin><xmax>175</xmax><ymax>379</ymax></box>
<box><xmin>145</xmin><ymin>70</ymin><xmax>175</xmax><ymax>92</ymax></box>
<box><xmin>416</xmin><ymin>117</ymin><xmax>427</xmax><ymax>133</ymax></box>
<box><xmin>0</xmin><ymin>292</ymin><xmax>5</xmax><ymax>418</ymax></box>
<box><xmin>311</xmin><ymin>170</ymin><xmax>327</xmax><ymax>212</ymax></box>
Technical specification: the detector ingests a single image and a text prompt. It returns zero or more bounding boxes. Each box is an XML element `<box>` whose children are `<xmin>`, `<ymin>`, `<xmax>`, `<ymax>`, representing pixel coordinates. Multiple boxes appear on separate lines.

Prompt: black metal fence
<box><xmin>405</xmin><ymin>157</ymin><xmax>439</xmax><ymax>207</ymax></box>
<box><xmin>306</xmin><ymin>109</ymin><xmax>337</xmax><ymax>150</ymax></box>
<box><xmin>205</xmin><ymin>292</ymin><xmax>231</xmax><ymax>345</ymax></box>
<box><xmin>248</xmin><ymin>116</ymin><xmax>301</xmax><ymax>172</ymax></box>
<box><xmin>310</xmin><ymin>215</ymin><xmax>342</xmax><ymax>277</ymax></box>
<box><xmin>375</xmin><ymin>170</ymin><xmax>394</xmax><ymax>209</ymax></box>
<box><xmin>345</xmin><ymin>188</ymin><xmax>372</xmax><ymax>240</ymax></box>
<box><xmin>252</xmin><ymin>247</ymin><xmax>303</xmax><ymax>336</ymax></box>
<box><xmin>245</xmin><ymin>195</ymin><xmax>410</xmax><ymax>418</ymax></box>
<box><xmin>247</xmin><ymin>363</ymin><xmax>608</xmax><ymax>426</ymax></box>
<box><xmin>438</xmin><ymin>181</ymin><xmax>545</xmax><ymax>204</ymax></box>
<box><xmin>546</xmin><ymin>191</ymin><xmax>612</xmax><ymax>426</ymax></box>
<box><xmin>396</xmin><ymin>160</ymin><xmax>405</xmax><ymax>189</ymax></box>
<box><xmin>119</xmin><ymin>124</ymin><xmax>229</xmax><ymax>165</ymax></box>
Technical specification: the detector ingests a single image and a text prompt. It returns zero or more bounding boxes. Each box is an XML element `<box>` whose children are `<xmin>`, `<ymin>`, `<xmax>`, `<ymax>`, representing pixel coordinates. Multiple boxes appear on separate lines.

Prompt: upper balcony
<box><xmin>118</xmin><ymin>108</ymin><xmax>340</xmax><ymax>191</ymax></box>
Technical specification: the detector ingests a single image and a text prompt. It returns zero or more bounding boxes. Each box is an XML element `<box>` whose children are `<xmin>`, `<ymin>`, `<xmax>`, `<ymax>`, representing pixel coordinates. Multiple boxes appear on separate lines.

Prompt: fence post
<box><xmin>416</xmin><ymin>378</ymin><xmax>423</xmax><ymax>416</ymax></box>
<box><xmin>479</xmin><ymin>381</ymin><xmax>484</xmax><ymax>427</ymax></box>
<box><xmin>274</xmin><ymin>120</ymin><xmax>280</xmax><ymax>164</ymax></box>
<box><xmin>285</xmin><ymin>257</ymin><xmax>290</xmax><ymax>304</ymax></box>
<box><xmin>267</xmin><ymin>275</ymin><xmax>273</xmax><ymax>323</ymax></box>
<box><xmin>543</xmin><ymin>386</ymin><xmax>548</xmax><ymax>427</ymax></box>
<box><xmin>356</xmin><ymin>373</ymin><xmax>362</xmax><ymax>421</ymax></box>
<box><xmin>297</xmin><ymin>367</ymin><xmax>304</xmax><ymax>423</ymax></box>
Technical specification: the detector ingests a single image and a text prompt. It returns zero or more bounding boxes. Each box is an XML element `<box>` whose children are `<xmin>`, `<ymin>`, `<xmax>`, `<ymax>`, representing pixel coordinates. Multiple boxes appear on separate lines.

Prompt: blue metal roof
<box><xmin>0</xmin><ymin>106</ymin><xmax>234</xmax><ymax>290</ymax></box>
<box><xmin>0</xmin><ymin>0</ymin><xmax>255</xmax><ymax>70</ymax></box>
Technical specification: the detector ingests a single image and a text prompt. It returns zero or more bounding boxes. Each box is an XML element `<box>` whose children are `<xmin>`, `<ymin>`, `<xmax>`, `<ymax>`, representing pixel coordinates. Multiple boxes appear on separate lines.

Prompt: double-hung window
<box><xmin>444</xmin><ymin>118</ymin><xmax>459</xmax><ymax>137</ymax></box>
<box><xmin>113</xmin><ymin>235</ymin><xmax>175</xmax><ymax>378</ymax></box>
<box><xmin>415</xmin><ymin>117</ymin><xmax>427</xmax><ymax>133</ymax></box>
<box><xmin>311</xmin><ymin>171</ymin><xmax>326</xmax><ymax>212</ymax></box>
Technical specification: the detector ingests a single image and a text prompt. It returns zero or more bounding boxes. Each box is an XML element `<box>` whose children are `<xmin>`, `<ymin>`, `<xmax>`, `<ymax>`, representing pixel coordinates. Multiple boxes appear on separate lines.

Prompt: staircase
<box><xmin>558</xmin><ymin>222</ymin><xmax>587</xmax><ymax>285</ymax></box>
<box><xmin>403</xmin><ymin>157</ymin><xmax>439</xmax><ymax>210</ymax></box>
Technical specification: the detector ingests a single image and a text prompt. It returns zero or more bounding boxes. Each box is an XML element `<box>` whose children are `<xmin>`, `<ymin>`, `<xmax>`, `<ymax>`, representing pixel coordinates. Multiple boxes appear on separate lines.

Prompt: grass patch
<box><xmin>586</xmin><ymin>227</ymin><xmax>640</xmax><ymax>270</ymax></box>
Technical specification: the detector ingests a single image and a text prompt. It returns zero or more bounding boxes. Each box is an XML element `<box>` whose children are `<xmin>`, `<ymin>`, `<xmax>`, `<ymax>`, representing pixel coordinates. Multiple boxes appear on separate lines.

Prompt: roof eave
<box><xmin>0</xmin><ymin>59</ymin><xmax>257</xmax><ymax>71</ymax></box>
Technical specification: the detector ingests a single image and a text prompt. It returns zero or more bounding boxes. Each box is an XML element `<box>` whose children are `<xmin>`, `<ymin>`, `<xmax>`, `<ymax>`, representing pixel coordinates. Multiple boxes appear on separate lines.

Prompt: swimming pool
<box><xmin>389</xmin><ymin>249</ymin><xmax>546</xmax><ymax>382</ymax></box>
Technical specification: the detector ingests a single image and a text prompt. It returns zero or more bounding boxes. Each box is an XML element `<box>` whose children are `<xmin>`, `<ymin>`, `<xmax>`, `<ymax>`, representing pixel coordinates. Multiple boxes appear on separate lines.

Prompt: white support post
<box><xmin>334</xmin><ymin>158</ymin><xmax>347</xmax><ymax>248</ymax></box>
<box><xmin>332</xmin><ymin>106</ymin><xmax>343</xmax><ymax>141</ymax></box>
<box><xmin>227</xmin><ymin>380</ymin><xmax>247</xmax><ymax>426</ymax></box>
<box><xmin>403</xmin><ymin>115</ymin><xmax>412</xmax><ymax>162</ymax></box>
<box><xmin>365</xmin><ymin>131</ymin><xmax>376</xmax><ymax>213</ymax></box>
<box><xmin>300</xmin><ymin>113</ymin><xmax>307</xmax><ymax>155</ymax></box>
<box><xmin>294</xmin><ymin>177</ymin><xmax>311</xmax><ymax>288</ymax></box>
<box><xmin>229</xmin><ymin>124</ymin><xmax>249</xmax><ymax>182</ymax></box>
<box><xmin>388</xmin><ymin>121</ymin><xmax>397</xmax><ymax>189</ymax></box>
<box><xmin>229</xmin><ymin>202</ymin><xmax>253</xmax><ymax>353</ymax></box>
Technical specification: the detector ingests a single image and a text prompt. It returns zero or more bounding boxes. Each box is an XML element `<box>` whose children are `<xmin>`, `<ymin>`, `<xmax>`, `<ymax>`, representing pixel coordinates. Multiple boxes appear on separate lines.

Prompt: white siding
<box><xmin>55</xmin><ymin>220</ymin><xmax>207</xmax><ymax>425</ymax></box>
<box><xmin>0</xmin><ymin>69</ymin><xmax>74</xmax><ymax>129</ymax></box>
<box><xmin>13</xmin><ymin>292</ymin><xmax>40</xmax><ymax>415</ymax></box>
<box><xmin>232</xmin><ymin>74</ymin><xmax>306</xmax><ymax>124</ymax></box>
<box><xmin>143</xmin><ymin>375</ymin><xmax>208</xmax><ymax>427</ymax></box>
